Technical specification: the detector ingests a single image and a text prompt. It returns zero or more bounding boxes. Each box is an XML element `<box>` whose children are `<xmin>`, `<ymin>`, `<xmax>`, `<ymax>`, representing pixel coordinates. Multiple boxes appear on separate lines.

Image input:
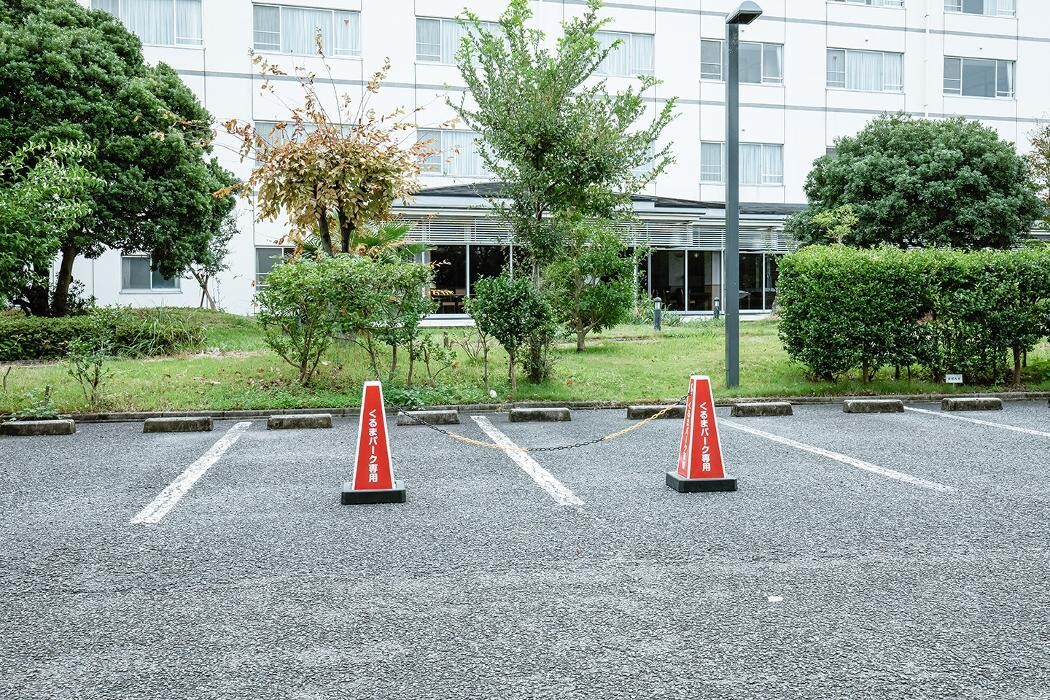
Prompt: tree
<box><xmin>188</xmin><ymin>212</ymin><xmax>237</xmax><ymax>310</ymax></box>
<box><xmin>0</xmin><ymin>0</ymin><xmax>237</xmax><ymax>316</ymax></box>
<box><xmin>0</xmin><ymin>141</ymin><xmax>100</xmax><ymax>310</ymax></box>
<box><xmin>546</xmin><ymin>220</ymin><xmax>636</xmax><ymax>351</ymax></box>
<box><xmin>1028</xmin><ymin>123</ymin><xmax>1050</xmax><ymax>230</ymax></box>
<box><xmin>452</xmin><ymin>0</ymin><xmax>677</xmax><ymax>274</ymax></box>
<box><xmin>466</xmin><ymin>274</ymin><xmax>552</xmax><ymax>395</ymax></box>
<box><xmin>224</xmin><ymin>55</ymin><xmax>434</xmax><ymax>257</ymax></box>
<box><xmin>783</xmin><ymin>205</ymin><xmax>858</xmax><ymax>248</ymax></box>
<box><xmin>800</xmin><ymin>115</ymin><xmax>1041</xmax><ymax>249</ymax></box>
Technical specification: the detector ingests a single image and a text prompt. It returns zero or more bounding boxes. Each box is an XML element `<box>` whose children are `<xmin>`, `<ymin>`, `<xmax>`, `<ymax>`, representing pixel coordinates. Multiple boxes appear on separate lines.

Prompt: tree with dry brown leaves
<box><xmin>222</xmin><ymin>49</ymin><xmax>438</xmax><ymax>256</ymax></box>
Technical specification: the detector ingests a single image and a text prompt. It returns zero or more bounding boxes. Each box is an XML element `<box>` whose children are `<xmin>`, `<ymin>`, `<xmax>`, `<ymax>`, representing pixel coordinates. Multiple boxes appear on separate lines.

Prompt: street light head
<box><xmin>727</xmin><ymin>1</ymin><xmax>763</xmax><ymax>25</ymax></box>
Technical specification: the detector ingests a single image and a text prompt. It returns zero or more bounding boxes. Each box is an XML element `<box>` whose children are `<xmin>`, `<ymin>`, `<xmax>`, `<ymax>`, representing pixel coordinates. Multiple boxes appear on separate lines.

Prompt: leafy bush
<box><xmin>777</xmin><ymin>245</ymin><xmax>1050</xmax><ymax>384</ymax></box>
<box><xmin>467</xmin><ymin>274</ymin><xmax>552</xmax><ymax>395</ymax></box>
<box><xmin>0</xmin><ymin>307</ymin><xmax>205</xmax><ymax>362</ymax></box>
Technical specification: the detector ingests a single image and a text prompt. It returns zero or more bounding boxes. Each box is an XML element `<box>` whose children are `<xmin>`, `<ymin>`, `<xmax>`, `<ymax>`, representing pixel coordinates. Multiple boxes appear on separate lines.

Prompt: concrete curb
<box><xmin>267</xmin><ymin>414</ymin><xmax>333</xmax><ymax>430</ymax></box>
<box><xmin>843</xmin><ymin>399</ymin><xmax>905</xmax><ymax>414</ymax></box>
<box><xmin>396</xmin><ymin>410</ymin><xmax>460</xmax><ymax>426</ymax></box>
<box><xmin>143</xmin><ymin>416</ymin><xmax>214</xmax><ymax>433</ymax></box>
<box><xmin>509</xmin><ymin>407</ymin><xmax>571</xmax><ymax>423</ymax></box>
<box><xmin>731</xmin><ymin>402</ymin><xmax>794</xmax><ymax>417</ymax></box>
<box><xmin>942</xmin><ymin>397</ymin><xmax>1004</xmax><ymax>411</ymax></box>
<box><xmin>0</xmin><ymin>419</ymin><xmax>76</xmax><ymax>436</ymax></box>
<box><xmin>6</xmin><ymin>390</ymin><xmax>1048</xmax><ymax>424</ymax></box>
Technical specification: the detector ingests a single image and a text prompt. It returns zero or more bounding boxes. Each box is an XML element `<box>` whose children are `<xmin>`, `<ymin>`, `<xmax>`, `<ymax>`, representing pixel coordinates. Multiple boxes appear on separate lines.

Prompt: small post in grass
<box><xmin>653</xmin><ymin>296</ymin><xmax>662</xmax><ymax>332</ymax></box>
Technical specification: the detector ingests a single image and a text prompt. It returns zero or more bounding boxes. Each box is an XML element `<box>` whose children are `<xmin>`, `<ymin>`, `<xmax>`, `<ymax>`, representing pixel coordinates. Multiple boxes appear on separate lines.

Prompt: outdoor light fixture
<box><xmin>727</xmin><ymin>1</ymin><xmax>764</xmax><ymax>25</ymax></box>
<box><xmin>724</xmin><ymin>1</ymin><xmax>762</xmax><ymax>389</ymax></box>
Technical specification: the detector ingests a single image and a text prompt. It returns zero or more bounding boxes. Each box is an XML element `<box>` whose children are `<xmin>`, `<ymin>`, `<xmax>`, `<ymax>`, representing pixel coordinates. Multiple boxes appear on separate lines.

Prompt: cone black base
<box><xmin>341</xmin><ymin>480</ymin><xmax>407</xmax><ymax>505</ymax></box>
<box><xmin>666</xmin><ymin>471</ymin><xmax>737</xmax><ymax>493</ymax></box>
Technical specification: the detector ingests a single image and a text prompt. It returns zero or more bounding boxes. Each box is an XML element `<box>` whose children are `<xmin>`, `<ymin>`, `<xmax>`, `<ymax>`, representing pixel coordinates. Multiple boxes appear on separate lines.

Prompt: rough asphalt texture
<box><xmin>1</xmin><ymin>401</ymin><xmax>1048</xmax><ymax>699</ymax></box>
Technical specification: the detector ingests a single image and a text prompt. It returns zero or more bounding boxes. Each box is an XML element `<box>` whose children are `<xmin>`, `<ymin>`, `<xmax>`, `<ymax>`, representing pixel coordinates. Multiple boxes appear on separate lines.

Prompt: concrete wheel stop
<box><xmin>731</xmin><ymin>402</ymin><xmax>793</xmax><ymax>417</ymax></box>
<box><xmin>842</xmin><ymin>399</ymin><xmax>905</xmax><ymax>414</ymax></box>
<box><xmin>267</xmin><ymin>413</ymin><xmax>333</xmax><ymax>430</ymax></box>
<box><xmin>626</xmin><ymin>405</ymin><xmax>686</xmax><ymax>420</ymax></box>
<box><xmin>942</xmin><ymin>397</ymin><xmax>1003</xmax><ymax>412</ymax></box>
<box><xmin>0</xmin><ymin>419</ymin><xmax>76</xmax><ymax>436</ymax></box>
<box><xmin>143</xmin><ymin>416</ymin><xmax>213</xmax><ymax>433</ymax></box>
<box><xmin>509</xmin><ymin>407</ymin><xmax>571</xmax><ymax>422</ymax></box>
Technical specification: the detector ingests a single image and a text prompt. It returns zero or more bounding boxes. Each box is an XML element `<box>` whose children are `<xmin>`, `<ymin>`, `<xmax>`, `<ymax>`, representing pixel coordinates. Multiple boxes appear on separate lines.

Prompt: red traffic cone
<box><xmin>341</xmin><ymin>381</ymin><xmax>406</xmax><ymax>505</ymax></box>
<box><xmin>666</xmin><ymin>375</ymin><xmax>737</xmax><ymax>493</ymax></box>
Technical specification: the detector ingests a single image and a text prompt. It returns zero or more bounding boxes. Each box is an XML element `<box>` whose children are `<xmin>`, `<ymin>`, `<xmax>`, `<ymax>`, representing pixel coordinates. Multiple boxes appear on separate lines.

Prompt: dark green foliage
<box><xmin>777</xmin><ymin>245</ymin><xmax>1050</xmax><ymax>384</ymax></box>
<box><xmin>798</xmin><ymin>115</ymin><xmax>1041</xmax><ymax>249</ymax></box>
<box><xmin>0</xmin><ymin>307</ymin><xmax>206</xmax><ymax>361</ymax></box>
<box><xmin>0</xmin><ymin>0</ymin><xmax>237</xmax><ymax>315</ymax></box>
<box><xmin>466</xmin><ymin>274</ymin><xmax>553</xmax><ymax>394</ymax></box>
<box><xmin>546</xmin><ymin>221</ymin><xmax>638</xmax><ymax>351</ymax></box>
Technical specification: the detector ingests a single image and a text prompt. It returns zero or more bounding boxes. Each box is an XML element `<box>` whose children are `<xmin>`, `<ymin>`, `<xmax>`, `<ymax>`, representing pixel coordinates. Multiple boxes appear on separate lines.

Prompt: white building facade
<box><xmin>71</xmin><ymin>0</ymin><xmax>1050</xmax><ymax>317</ymax></box>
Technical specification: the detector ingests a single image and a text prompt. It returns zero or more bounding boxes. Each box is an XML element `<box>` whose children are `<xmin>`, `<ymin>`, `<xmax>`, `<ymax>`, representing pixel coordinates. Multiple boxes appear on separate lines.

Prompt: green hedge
<box><xmin>777</xmin><ymin>245</ymin><xmax>1050</xmax><ymax>384</ymax></box>
<box><xmin>0</xmin><ymin>307</ymin><xmax>207</xmax><ymax>362</ymax></box>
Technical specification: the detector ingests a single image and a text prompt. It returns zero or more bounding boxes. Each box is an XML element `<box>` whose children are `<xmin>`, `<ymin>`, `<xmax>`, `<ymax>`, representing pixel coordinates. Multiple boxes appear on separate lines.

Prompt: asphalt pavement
<box><xmin>1</xmin><ymin>401</ymin><xmax>1048</xmax><ymax>699</ymax></box>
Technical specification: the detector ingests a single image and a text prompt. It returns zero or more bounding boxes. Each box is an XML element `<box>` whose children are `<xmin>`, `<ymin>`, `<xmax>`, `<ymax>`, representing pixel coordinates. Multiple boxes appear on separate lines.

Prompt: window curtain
<box><xmin>827</xmin><ymin>49</ymin><xmax>846</xmax><ymax>87</ymax></box>
<box><xmin>445</xmin><ymin>131</ymin><xmax>485</xmax><ymax>177</ymax></box>
<box><xmin>417</xmin><ymin>130</ymin><xmax>443</xmax><ymax>173</ymax></box>
<box><xmin>174</xmin><ymin>0</ymin><xmax>201</xmax><ymax>45</ymax></box>
<box><xmin>739</xmin><ymin>43</ymin><xmax>763</xmax><ymax>83</ymax></box>
<box><xmin>92</xmin><ymin>0</ymin><xmax>120</xmax><ymax>16</ymax></box>
<box><xmin>701</xmin><ymin>40</ymin><xmax>723</xmax><ymax>80</ymax></box>
<box><xmin>416</xmin><ymin>18</ymin><xmax>441</xmax><ymax>61</ymax></box>
<box><xmin>254</xmin><ymin>5</ymin><xmax>280</xmax><ymax>51</ymax></box>
<box><xmin>762</xmin><ymin>44</ymin><xmax>783</xmax><ymax>83</ymax></box>
<box><xmin>282</xmin><ymin>7</ymin><xmax>330</xmax><ymax>55</ymax></box>
<box><xmin>123</xmin><ymin>0</ymin><xmax>174</xmax><ymax>46</ymax></box>
<box><xmin>597</xmin><ymin>32</ymin><xmax>630</xmax><ymax>76</ymax></box>
<box><xmin>846</xmin><ymin>49</ymin><xmax>883</xmax><ymax>91</ymax></box>
<box><xmin>761</xmin><ymin>145</ymin><xmax>783</xmax><ymax>184</ymax></box>
<box><xmin>441</xmin><ymin>19</ymin><xmax>467</xmax><ymax>64</ymax></box>
<box><xmin>334</xmin><ymin>11</ymin><xmax>360</xmax><ymax>56</ymax></box>
<box><xmin>883</xmin><ymin>53</ymin><xmax>903</xmax><ymax>91</ymax></box>
<box><xmin>631</xmin><ymin>34</ymin><xmax>654</xmax><ymax>76</ymax></box>
<box><xmin>740</xmin><ymin>144</ymin><xmax>762</xmax><ymax>185</ymax></box>
<box><xmin>700</xmin><ymin>143</ymin><xmax>723</xmax><ymax>182</ymax></box>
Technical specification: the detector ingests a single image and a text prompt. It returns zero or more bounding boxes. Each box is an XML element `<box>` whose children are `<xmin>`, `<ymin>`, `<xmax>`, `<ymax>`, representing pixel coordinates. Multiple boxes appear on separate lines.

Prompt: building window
<box><xmin>255</xmin><ymin>247</ymin><xmax>295</xmax><ymax>287</ymax></box>
<box><xmin>91</xmin><ymin>0</ymin><xmax>202</xmax><ymax>46</ymax></box>
<box><xmin>595</xmin><ymin>31</ymin><xmax>654</xmax><ymax>77</ymax></box>
<box><xmin>122</xmin><ymin>256</ymin><xmax>179</xmax><ymax>291</ymax></box>
<box><xmin>699</xmin><ymin>40</ymin><xmax>783</xmax><ymax>84</ymax></box>
<box><xmin>699</xmin><ymin>142</ymin><xmax>784</xmax><ymax>186</ymax></box>
<box><xmin>253</xmin><ymin>4</ymin><xmax>360</xmax><ymax>57</ymax></box>
<box><xmin>417</xmin><ymin>129</ymin><xmax>489</xmax><ymax>177</ymax></box>
<box><xmin>944</xmin><ymin>0</ymin><xmax>1015</xmax><ymax>16</ymax></box>
<box><xmin>944</xmin><ymin>57</ymin><xmax>1014</xmax><ymax>98</ymax></box>
<box><xmin>827</xmin><ymin>49</ymin><xmax>903</xmax><ymax>92</ymax></box>
<box><xmin>830</xmin><ymin>0</ymin><xmax>904</xmax><ymax>7</ymax></box>
<box><xmin>416</xmin><ymin>17</ymin><xmax>498</xmax><ymax>64</ymax></box>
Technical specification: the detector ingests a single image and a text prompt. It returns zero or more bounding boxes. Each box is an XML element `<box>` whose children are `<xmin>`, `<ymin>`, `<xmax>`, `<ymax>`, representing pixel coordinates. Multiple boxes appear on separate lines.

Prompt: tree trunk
<box><xmin>192</xmin><ymin>270</ymin><xmax>216</xmax><ymax>310</ymax></box>
<box><xmin>317</xmin><ymin>212</ymin><xmax>334</xmax><ymax>257</ymax></box>
<box><xmin>338</xmin><ymin>209</ymin><xmax>354</xmax><ymax>255</ymax></box>
<box><xmin>482</xmin><ymin>346</ymin><xmax>489</xmax><ymax>392</ymax></box>
<box><xmin>1012</xmin><ymin>346</ymin><xmax>1022</xmax><ymax>387</ymax></box>
<box><xmin>508</xmin><ymin>352</ymin><xmax>516</xmax><ymax>397</ymax></box>
<box><xmin>50</xmin><ymin>243</ymin><xmax>79</xmax><ymax>317</ymax></box>
<box><xmin>861</xmin><ymin>359</ymin><xmax>870</xmax><ymax>384</ymax></box>
<box><xmin>27</xmin><ymin>273</ymin><xmax>50</xmax><ymax>316</ymax></box>
<box><xmin>576</xmin><ymin>328</ymin><xmax>586</xmax><ymax>352</ymax></box>
<box><xmin>407</xmin><ymin>349</ymin><xmax>415</xmax><ymax>387</ymax></box>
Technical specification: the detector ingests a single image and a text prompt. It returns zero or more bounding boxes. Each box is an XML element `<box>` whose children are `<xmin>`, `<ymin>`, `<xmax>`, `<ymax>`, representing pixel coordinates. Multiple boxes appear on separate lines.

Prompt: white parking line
<box><xmin>904</xmin><ymin>406</ymin><xmax>1050</xmax><ymax>439</ymax></box>
<box><xmin>471</xmin><ymin>416</ymin><xmax>584</xmax><ymax>507</ymax></box>
<box><xmin>130</xmin><ymin>421</ymin><xmax>252</xmax><ymax>525</ymax></box>
<box><xmin>723</xmin><ymin>420</ymin><xmax>955</xmax><ymax>493</ymax></box>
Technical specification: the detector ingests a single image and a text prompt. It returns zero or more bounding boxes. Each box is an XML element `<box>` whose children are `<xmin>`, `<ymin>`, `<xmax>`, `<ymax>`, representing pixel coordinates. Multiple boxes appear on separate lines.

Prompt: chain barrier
<box><xmin>388</xmin><ymin>395</ymin><xmax>689</xmax><ymax>453</ymax></box>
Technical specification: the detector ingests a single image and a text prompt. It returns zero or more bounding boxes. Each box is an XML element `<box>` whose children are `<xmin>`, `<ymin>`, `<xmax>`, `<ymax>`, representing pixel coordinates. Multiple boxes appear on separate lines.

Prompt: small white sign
<box><xmin>945</xmin><ymin>373</ymin><xmax>963</xmax><ymax>385</ymax></box>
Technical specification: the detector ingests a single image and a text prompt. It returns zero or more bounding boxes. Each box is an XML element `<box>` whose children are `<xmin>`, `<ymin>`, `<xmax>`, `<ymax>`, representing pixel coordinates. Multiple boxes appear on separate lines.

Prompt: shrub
<box><xmin>0</xmin><ymin>307</ymin><xmax>205</xmax><ymax>362</ymax></box>
<box><xmin>777</xmin><ymin>245</ymin><xmax>1050</xmax><ymax>384</ymax></box>
<box><xmin>467</xmin><ymin>274</ymin><xmax>552</xmax><ymax>395</ymax></box>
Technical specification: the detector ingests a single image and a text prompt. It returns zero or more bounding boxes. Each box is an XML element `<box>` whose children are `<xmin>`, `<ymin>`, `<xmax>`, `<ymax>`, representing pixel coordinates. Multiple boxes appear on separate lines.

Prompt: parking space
<box><xmin>1</xmin><ymin>401</ymin><xmax>1049</xmax><ymax>698</ymax></box>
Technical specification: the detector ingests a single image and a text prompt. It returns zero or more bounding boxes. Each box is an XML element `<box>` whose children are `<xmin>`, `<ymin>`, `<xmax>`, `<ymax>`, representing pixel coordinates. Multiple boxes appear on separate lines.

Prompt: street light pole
<box><xmin>724</xmin><ymin>1</ymin><xmax>763</xmax><ymax>389</ymax></box>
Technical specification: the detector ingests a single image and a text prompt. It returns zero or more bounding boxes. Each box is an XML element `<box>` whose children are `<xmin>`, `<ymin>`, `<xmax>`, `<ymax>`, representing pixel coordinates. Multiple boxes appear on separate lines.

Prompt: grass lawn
<box><xmin>2</xmin><ymin>309</ymin><xmax>1048</xmax><ymax>414</ymax></box>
